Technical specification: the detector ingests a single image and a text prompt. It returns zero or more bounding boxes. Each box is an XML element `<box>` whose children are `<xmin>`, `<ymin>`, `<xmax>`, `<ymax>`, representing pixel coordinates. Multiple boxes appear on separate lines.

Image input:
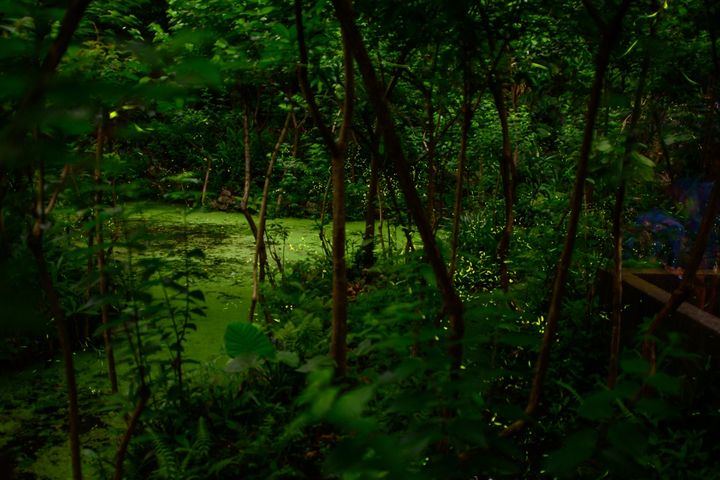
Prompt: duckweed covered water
<box><xmin>0</xmin><ymin>202</ymin><xmax>370</xmax><ymax>479</ymax></box>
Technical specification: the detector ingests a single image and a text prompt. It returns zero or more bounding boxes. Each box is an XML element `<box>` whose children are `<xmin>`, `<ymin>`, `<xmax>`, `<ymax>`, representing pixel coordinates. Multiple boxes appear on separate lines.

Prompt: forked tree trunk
<box><xmin>249</xmin><ymin>112</ymin><xmax>292</xmax><ymax>323</ymax></box>
<box><xmin>330</xmin><ymin>0</ymin><xmax>464</xmax><ymax>372</ymax></box>
<box><xmin>239</xmin><ymin>100</ymin><xmax>270</xmax><ymax>279</ymax></box>
<box><xmin>296</xmin><ymin>0</ymin><xmax>354</xmax><ymax>376</ymax></box>
<box><xmin>14</xmin><ymin>2</ymin><xmax>92</xmax><ymax>478</ymax></box>
<box><xmin>28</xmin><ymin>159</ymin><xmax>83</xmax><ymax>480</ymax></box>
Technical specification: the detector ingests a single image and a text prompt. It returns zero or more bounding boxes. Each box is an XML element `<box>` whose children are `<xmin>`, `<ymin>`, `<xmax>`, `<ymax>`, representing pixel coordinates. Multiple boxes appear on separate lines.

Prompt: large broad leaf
<box><xmin>224</xmin><ymin>353</ymin><xmax>264</xmax><ymax>373</ymax></box>
<box><xmin>224</xmin><ymin>322</ymin><xmax>275</xmax><ymax>359</ymax></box>
<box><xmin>544</xmin><ymin>429</ymin><xmax>597</xmax><ymax>476</ymax></box>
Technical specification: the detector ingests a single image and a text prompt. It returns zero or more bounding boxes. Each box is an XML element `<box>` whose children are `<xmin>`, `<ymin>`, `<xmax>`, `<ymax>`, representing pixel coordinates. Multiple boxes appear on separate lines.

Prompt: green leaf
<box><xmin>276</xmin><ymin>350</ymin><xmax>300</xmax><ymax>368</ymax></box>
<box><xmin>224</xmin><ymin>353</ymin><xmax>264</xmax><ymax>373</ymax></box>
<box><xmin>310</xmin><ymin>387</ymin><xmax>339</xmax><ymax>418</ymax></box>
<box><xmin>596</xmin><ymin>137</ymin><xmax>613</xmax><ymax>152</ymax></box>
<box><xmin>635</xmin><ymin>397</ymin><xmax>677</xmax><ymax>420</ymax></box>
<box><xmin>620</xmin><ymin>39</ymin><xmax>639</xmax><ymax>57</ymax></box>
<box><xmin>174</xmin><ymin>57</ymin><xmax>222</xmax><ymax>87</ymax></box>
<box><xmin>544</xmin><ymin>429</ymin><xmax>597</xmax><ymax>476</ymax></box>
<box><xmin>296</xmin><ymin>355</ymin><xmax>334</xmax><ymax>373</ymax></box>
<box><xmin>620</xmin><ymin>356</ymin><xmax>650</xmax><ymax>376</ymax></box>
<box><xmin>680</xmin><ymin>70</ymin><xmax>700</xmax><ymax>85</ymax></box>
<box><xmin>331</xmin><ymin>385</ymin><xmax>375</xmax><ymax>420</ymax></box>
<box><xmin>631</xmin><ymin>151</ymin><xmax>655</xmax><ymax>168</ymax></box>
<box><xmin>607</xmin><ymin>421</ymin><xmax>646</xmax><ymax>457</ymax></box>
<box><xmin>645</xmin><ymin>372</ymin><xmax>681</xmax><ymax>395</ymax></box>
<box><xmin>578</xmin><ymin>390</ymin><xmax>615</xmax><ymax>420</ymax></box>
<box><xmin>224</xmin><ymin>322</ymin><xmax>275</xmax><ymax>359</ymax></box>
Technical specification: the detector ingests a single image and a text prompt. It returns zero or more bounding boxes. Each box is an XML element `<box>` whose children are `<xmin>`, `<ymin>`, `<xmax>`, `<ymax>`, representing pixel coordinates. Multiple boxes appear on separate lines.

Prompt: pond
<box><xmin>0</xmin><ymin>202</ymin><xmax>369</xmax><ymax>479</ymax></box>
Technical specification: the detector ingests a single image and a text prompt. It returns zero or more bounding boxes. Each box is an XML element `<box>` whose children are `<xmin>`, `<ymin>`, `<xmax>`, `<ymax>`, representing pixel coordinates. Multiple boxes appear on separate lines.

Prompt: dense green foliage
<box><xmin>2</xmin><ymin>0</ymin><xmax>720</xmax><ymax>478</ymax></box>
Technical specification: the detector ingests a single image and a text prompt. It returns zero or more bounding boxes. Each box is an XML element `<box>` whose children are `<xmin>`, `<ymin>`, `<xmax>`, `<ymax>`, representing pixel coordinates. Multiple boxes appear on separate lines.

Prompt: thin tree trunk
<box><xmin>383</xmin><ymin>173</ymin><xmax>415</xmax><ymax>253</ymax></box>
<box><xmin>15</xmin><ymin>0</ymin><xmax>91</xmax><ymax>116</ymax></box>
<box><xmin>12</xmin><ymin>3</ymin><xmax>92</xmax><ymax>478</ymax></box>
<box><xmin>330</xmin><ymin>141</ymin><xmax>349</xmax><ymax>375</ymax></box>
<box><xmin>608</xmin><ymin>17</ymin><xmax>655</xmax><ymax>388</ymax></box>
<box><xmin>94</xmin><ymin>111</ymin><xmax>118</xmax><ymax>393</ymax></box>
<box><xmin>425</xmin><ymin>94</ymin><xmax>439</xmax><ymax>230</ymax></box>
<box><xmin>239</xmin><ymin>101</ymin><xmax>270</xmax><ymax>279</ymax></box>
<box><xmin>702</xmin><ymin>0</ymin><xmax>719</xmax><ymax>176</ymax></box>
<box><xmin>29</xmin><ymin>235</ymin><xmax>83</xmax><ymax>479</ymax></box>
<box><xmin>359</xmin><ymin>67</ymin><xmax>404</xmax><ymax>269</ymax></box>
<box><xmin>112</xmin><ymin>385</ymin><xmax>150</xmax><ymax>480</ymax></box>
<box><xmin>249</xmin><ymin>113</ymin><xmax>292</xmax><ymax>322</ymax></box>
<box><xmin>240</xmin><ymin>103</ymin><xmax>256</xmax><ymax>236</ymax></box>
<box><xmin>200</xmin><ymin>156</ymin><xmax>212</xmax><ymax>206</ymax></box>
<box><xmin>330</xmin><ymin>0</ymin><xmax>464</xmax><ymax>372</ymax></box>
<box><xmin>503</xmin><ymin>0</ymin><xmax>632</xmax><ymax>435</ymax></box>
<box><xmin>377</xmin><ymin>183</ymin><xmax>386</xmax><ymax>256</ymax></box>
<box><xmin>28</xmin><ymin>161</ymin><xmax>83</xmax><ymax>480</ymax></box>
<box><xmin>449</xmin><ymin>53</ymin><xmax>473</xmax><ymax>280</ymax></box>
<box><xmin>317</xmin><ymin>171</ymin><xmax>333</xmax><ymax>258</ymax></box>
<box><xmin>296</xmin><ymin>0</ymin><xmax>354</xmax><ymax>376</ymax></box>
<box><xmin>492</xmin><ymin>80</ymin><xmax>515</xmax><ymax>292</ymax></box>
<box><xmin>360</xmin><ymin>143</ymin><xmax>379</xmax><ymax>268</ymax></box>
<box><xmin>85</xmin><ymin>210</ymin><xmax>95</xmax><ymax>339</ymax></box>
<box><xmin>643</xmin><ymin>181</ymin><xmax>720</xmax><ymax>370</ymax></box>
<box><xmin>608</xmin><ymin>184</ymin><xmax>625</xmax><ymax>388</ymax></box>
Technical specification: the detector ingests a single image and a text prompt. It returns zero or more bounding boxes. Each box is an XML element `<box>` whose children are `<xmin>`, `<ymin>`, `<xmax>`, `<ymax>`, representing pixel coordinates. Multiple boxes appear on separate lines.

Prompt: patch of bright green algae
<box><xmin>123</xmin><ymin>202</ymin><xmax>364</xmax><ymax>365</ymax></box>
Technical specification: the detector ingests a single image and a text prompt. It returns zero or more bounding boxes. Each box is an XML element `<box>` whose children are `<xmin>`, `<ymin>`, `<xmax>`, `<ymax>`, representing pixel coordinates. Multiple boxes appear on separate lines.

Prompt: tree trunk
<box><xmin>643</xmin><ymin>180</ymin><xmax>720</xmax><ymax>371</ymax></box>
<box><xmin>492</xmin><ymin>80</ymin><xmax>516</xmax><ymax>293</ymax></box>
<box><xmin>296</xmin><ymin>0</ymin><xmax>354</xmax><ymax>376</ymax></box>
<box><xmin>330</xmin><ymin>0</ymin><xmax>464</xmax><ymax>372</ymax></box>
<box><xmin>29</xmin><ymin>233</ymin><xmax>83</xmax><ymax>480</ymax></box>
<box><xmin>330</xmin><ymin>143</ymin><xmax>348</xmax><ymax>375</ymax></box>
<box><xmin>239</xmin><ymin>101</ymin><xmax>270</xmax><ymax>279</ymax></box>
<box><xmin>449</xmin><ymin>53</ymin><xmax>473</xmax><ymax>280</ymax></box>
<box><xmin>503</xmin><ymin>0</ymin><xmax>633</xmax><ymax>435</ymax></box>
<box><xmin>12</xmin><ymin>2</ymin><xmax>92</xmax><ymax>478</ymax></box>
<box><xmin>200</xmin><ymin>156</ymin><xmax>212</xmax><ymax>206</ymax></box>
<box><xmin>249</xmin><ymin>113</ymin><xmax>292</xmax><ymax>322</ymax></box>
<box><xmin>360</xmin><ymin>143</ymin><xmax>379</xmax><ymax>268</ymax></box>
<box><xmin>112</xmin><ymin>385</ymin><xmax>150</xmax><ymax>480</ymax></box>
<box><xmin>29</xmin><ymin>162</ymin><xmax>83</xmax><ymax>480</ymax></box>
<box><xmin>607</xmin><ymin>183</ymin><xmax>625</xmax><ymax>388</ymax></box>
<box><xmin>425</xmin><ymin>93</ymin><xmax>439</xmax><ymax>230</ymax></box>
<box><xmin>608</xmin><ymin>17</ymin><xmax>655</xmax><ymax>387</ymax></box>
<box><xmin>94</xmin><ymin>111</ymin><xmax>118</xmax><ymax>393</ymax></box>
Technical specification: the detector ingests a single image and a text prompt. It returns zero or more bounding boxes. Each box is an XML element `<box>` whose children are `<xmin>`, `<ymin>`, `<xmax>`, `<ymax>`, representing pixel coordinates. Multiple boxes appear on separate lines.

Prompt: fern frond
<box><xmin>151</xmin><ymin>430</ymin><xmax>179</xmax><ymax>480</ymax></box>
<box><xmin>193</xmin><ymin>416</ymin><xmax>211</xmax><ymax>461</ymax></box>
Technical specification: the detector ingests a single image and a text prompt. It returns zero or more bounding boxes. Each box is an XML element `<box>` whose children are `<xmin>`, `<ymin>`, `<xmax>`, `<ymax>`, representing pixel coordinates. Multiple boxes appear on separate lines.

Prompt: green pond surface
<box><xmin>125</xmin><ymin>203</ymin><xmax>361</xmax><ymax>365</ymax></box>
<box><xmin>0</xmin><ymin>202</ymin><xmax>369</xmax><ymax>479</ymax></box>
